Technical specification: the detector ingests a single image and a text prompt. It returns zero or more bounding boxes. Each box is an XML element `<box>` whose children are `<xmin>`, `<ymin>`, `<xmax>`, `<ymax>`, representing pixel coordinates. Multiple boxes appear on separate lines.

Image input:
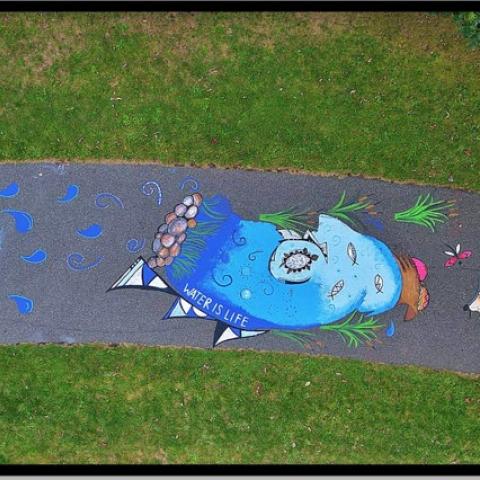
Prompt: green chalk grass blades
<box><xmin>394</xmin><ymin>194</ymin><xmax>455</xmax><ymax>232</ymax></box>
<box><xmin>258</xmin><ymin>207</ymin><xmax>317</xmax><ymax>234</ymax></box>
<box><xmin>273</xmin><ymin>312</ymin><xmax>384</xmax><ymax>349</ymax></box>
<box><xmin>319</xmin><ymin>312</ymin><xmax>384</xmax><ymax>348</ymax></box>
<box><xmin>327</xmin><ymin>191</ymin><xmax>372</xmax><ymax>226</ymax></box>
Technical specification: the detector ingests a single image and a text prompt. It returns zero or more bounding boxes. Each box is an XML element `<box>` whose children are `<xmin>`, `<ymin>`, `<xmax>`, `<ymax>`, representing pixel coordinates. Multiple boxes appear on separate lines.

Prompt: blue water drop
<box><xmin>2</xmin><ymin>209</ymin><xmax>33</xmax><ymax>234</ymax></box>
<box><xmin>57</xmin><ymin>184</ymin><xmax>79</xmax><ymax>203</ymax></box>
<box><xmin>8</xmin><ymin>294</ymin><xmax>34</xmax><ymax>314</ymax></box>
<box><xmin>77</xmin><ymin>224</ymin><xmax>102</xmax><ymax>239</ymax></box>
<box><xmin>386</xmin><ymin>320</ymin><xmax>396</xmax><ymax>337</ymax></box>
<box><xmin>0</xmin><ymin>182</ymin><xmax>19</xmax><ymax>198</ymax></box>
<box><xmin>21</xmin><ymin>249</ymin><xmax>47</xmax><ymax>264</ymax></box>
<box><xmin>240</xmin><ymin>289</ymin><xmax>252</xmax><ymax>300</ymax></box>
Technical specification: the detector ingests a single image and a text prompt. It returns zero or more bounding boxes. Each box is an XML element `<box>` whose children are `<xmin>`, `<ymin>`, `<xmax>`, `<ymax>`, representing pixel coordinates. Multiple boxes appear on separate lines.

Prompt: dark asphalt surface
<box><xmin>0</xmin><ymin>163</ymin><xmax>479</xmax><ymax>373</ymax></box>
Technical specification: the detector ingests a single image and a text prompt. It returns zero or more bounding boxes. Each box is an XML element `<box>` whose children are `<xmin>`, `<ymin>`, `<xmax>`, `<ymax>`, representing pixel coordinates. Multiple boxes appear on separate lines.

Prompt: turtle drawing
<box><xmin>109</xmin><ymin>192</ymin><xmax>429</xmax><ymax>346</ymax></box>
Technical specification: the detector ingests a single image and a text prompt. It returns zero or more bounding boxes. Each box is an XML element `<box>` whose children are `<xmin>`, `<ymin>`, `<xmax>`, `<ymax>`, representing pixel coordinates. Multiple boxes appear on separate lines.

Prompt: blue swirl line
<box><xmin>212</xmin><ymin>271</ymin><xmax>233</xmax><ymax>287</ymax></box>
<box><xmin>141</xmin><ymin>181</ymin><xmax>162</xmax><ymax>206</ymax></box>
<box><xmin>179</xmin><ymin>176</ymin><xmax>200</xmax><ymax>193</ymax></box>
<box><xmin>95</xmin><ymin>192</ymin><xmax>125</xmax><ymax>209</ymax></box>
<box><xmin>232</xmin><ymin>228</ymin><xmax>247</xmax><ymax>246</ymax></box>
<box><xmin>67</xmin><ymin>253</ymin><xmax>104</xmax><ymax>271</ymax></box>
<box><xmin>248</xmin><ymin>250</ymin><xmax>263</xmax><ymax>261</ymax></box>
<box><xmin>126</xmin><ymin>238</ymin><xmax>146</xmax><ymax>253</ymax></box>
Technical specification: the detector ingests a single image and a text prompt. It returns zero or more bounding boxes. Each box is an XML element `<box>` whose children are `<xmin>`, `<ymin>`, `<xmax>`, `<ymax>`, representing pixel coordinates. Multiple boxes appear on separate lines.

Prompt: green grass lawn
<box><xmin>1</xmin><ymin>12</ymin><xmax>480</xmax><ymax>464</ymax></box>
<box><xmin>1</xmin><ymin>344</ymin><xmax>479</xmax><ymax>464</ymax></box>
<box><xmin>0</xmin><ymin>12</ymin><xmax>479</xmax><ymax>189</ymax></box>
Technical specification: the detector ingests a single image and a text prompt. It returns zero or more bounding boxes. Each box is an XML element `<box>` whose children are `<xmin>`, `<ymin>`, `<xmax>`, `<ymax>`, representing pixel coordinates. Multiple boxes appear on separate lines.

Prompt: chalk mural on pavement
<box><xmin>110</xmin><ymin>191</ymin><xmax>432</xmax><ymax>347</ymax></box>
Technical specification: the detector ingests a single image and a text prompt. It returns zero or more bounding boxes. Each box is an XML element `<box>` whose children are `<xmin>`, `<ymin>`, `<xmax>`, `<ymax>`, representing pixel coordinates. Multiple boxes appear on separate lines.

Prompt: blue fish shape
<box><xmin>57</xmin><ymin>184</ymin><xmax>79</xmax><ymax>203</ymax></box>
<box><xmin>0</xmin><ymin>182</ymin><xmax>19</xmax><ymax>198</ymax></box>
<box><xmin>110</xmin><ymin>195</ymin><xmax>428</xmax><ymax>346</ymax></box>
<box><xmin>21</xmin><ymin>249</ymin><xmax>47</xmax><ymax>264</ymax></box>
<box><xmin>2</xmin><ymin>209</ymin><xmax>33</xmax><ymax>234</ymax></box>
<box><xmin>8</xmin><ymin>294</ymin><xmax>34</xmax><ymax>314</ymax></box>
<box><xmin>77</xmin><ymin>224</ymin><xmax>102</xmax><ymax>239</ymax></box>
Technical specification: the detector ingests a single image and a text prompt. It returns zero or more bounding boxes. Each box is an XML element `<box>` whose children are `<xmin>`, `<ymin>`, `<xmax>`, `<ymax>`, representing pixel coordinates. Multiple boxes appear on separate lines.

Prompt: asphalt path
<box><xmin>0</xmin><ymin>163</ymin><xmax>479</xmax><ymax>373</ymax></box>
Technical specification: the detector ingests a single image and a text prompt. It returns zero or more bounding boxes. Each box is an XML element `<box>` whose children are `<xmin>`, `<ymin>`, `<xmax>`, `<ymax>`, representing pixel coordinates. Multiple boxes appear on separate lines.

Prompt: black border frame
<box><xmin>0</xmin><ymin>1</ymin><xmax>480</xmax><ymax>12</ymax></box>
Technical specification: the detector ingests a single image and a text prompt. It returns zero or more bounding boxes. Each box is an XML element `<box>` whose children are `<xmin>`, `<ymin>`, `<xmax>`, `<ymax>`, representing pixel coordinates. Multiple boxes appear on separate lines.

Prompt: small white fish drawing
<box><xmin>347</xmin><ymin>242</ymin><xmax>358</xmax><ymax>265</ymax></box>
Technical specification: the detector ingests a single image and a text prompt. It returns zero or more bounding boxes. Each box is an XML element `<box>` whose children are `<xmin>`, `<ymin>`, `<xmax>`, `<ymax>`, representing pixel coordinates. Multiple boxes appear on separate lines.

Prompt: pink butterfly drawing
<box><xmin>444</xmin><ymin>243</ymin><xmax>472</xmax><ymax>268</ymax></box>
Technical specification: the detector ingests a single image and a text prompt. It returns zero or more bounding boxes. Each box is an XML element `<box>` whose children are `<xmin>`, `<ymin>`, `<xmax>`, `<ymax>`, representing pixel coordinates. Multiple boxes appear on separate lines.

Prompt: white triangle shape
<box><xmin>149</xmin><ymin>276</ymin><xmax>169</xmax><ymax>290</ymax></box>
<box><xmin>192</xmin><ymin>307</ymin><xmax>208</xmax><ymax>317</ymax></box>
<box><xmin>110</xmin><ymin>258</ymin><xmax>144</xmax><ymax>289</ymax></box>
<box><xmin>215</xmin><ymin>327</ymin><xmax>240</xmax><ymax>346</ymax></box>
<box><xmin>240</xmin><ymin>329</ymin><xmax>266</xmax><ymax>338</ymax></box>
<box><xmin>180</xmin><ymin>298</ymin><xmax>192</xmax><ymax>314</ymax></box>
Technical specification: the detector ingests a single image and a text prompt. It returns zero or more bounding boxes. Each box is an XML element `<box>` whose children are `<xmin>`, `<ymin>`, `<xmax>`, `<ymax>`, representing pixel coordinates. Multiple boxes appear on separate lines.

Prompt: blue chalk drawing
<box><xmin>95</xmin><ymin>192</ymin><xmax>125</xmax><ymax>209</ymax></box>
<box><xmin>386</xmin><ymin>320</ymin><xmax>396</xmax><ymax>337</ymax></box>
<box><xmin>110</xmin><ymin>193</ymin><xmax>429</xmax><ymax>348</ymax></box>
<box><xmin>8</xmin><ymin>294</ymin><xmax>34</xmax><ymax>314</ymax></box>
<box><xmin>67</xmin><ymin>253</ymin><xmax>104</xmax><ymax>271</ymax></box>
<box><xmin>21</xmin><ymin>249</ymin><xmax>47</xmax><ymax>264</ymax></box>
<box><xmin>57</xmin><ymin>184</ymin><xmax>79</xmax><ymax>203</ymax></box>
<box><xmin>179</xmin><ymin>176</ymin><xmax>200</xmax><ymax>193</ymax></box>
<box><xmin>141</xmin><ymin>181</ymin><xmax>162</xmax><ymax>206</ymax></box>
<box><xmin>2</xmin><ymin>209</ymin><xmax>33</xmax><ymax>234</ymax></box>
<box><xmin>126</xmin><ymin>238</ymin><xmax>146</xmax><ymax>253</ymax></box>
<box><xmin>77</xmin><ymin>224</ymin><xmax>102</xmax><ymax>239</ymax></box>
<box><xmin>0</xmin><ymin>182</ymin><xmax>19</xmax><ymax>198</ymax></box>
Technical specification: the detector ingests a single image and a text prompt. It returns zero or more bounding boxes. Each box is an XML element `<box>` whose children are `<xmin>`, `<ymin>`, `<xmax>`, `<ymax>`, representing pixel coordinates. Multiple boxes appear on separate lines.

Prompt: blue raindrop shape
<box><xmin>0</xmin><ymin>182</ymin><xmax>19</xmax><ymax>198</ymax></box>
<box><xmin>386</xmin><ymin>320</ymin><xmax>396</xmax><ymax>337</ymax></box>
<box><xmin>57</xmin><ymin>184</ymin><xmax>79</xmax><ymax>203</ymax></box>
<box><xmin>2</xmin><ymin>209</ymin><xmax>33</xmax><ymax>234</ymax></box>
<box><xmin>21</xmin><ymin>249</ymin><xmax>47</xmax><ymax>264</ymax></box>
<box><xmin>8</xmin><ymin>294</ymin><xmax>34</xmax><ymax>314</ymax></box>
<box><xmin>77</xmin><ymin>224</ymin><xmax>102</xmax><ymax>239</ymax></box>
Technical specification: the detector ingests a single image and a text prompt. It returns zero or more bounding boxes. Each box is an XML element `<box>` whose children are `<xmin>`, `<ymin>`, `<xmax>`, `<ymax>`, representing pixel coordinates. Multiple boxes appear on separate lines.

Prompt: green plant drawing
<box><xmin>319</xmin><ymin>312</ymin><xmax>384</xmax><ymax>348</ymax></box>
<box><xmin>393</xmin><ymin>194</ymin><xmax>454</xmax><ymax>232</ymax></box>
<box><xmin>327</xmin><ymin>191</ymin><xmax>371</xmax><ymax>226</ymax></box>
<box><xmin>271</xmin><ymin>329</ymin><xmax>320</xmax><ymax>348</ymax></box>
<box><xmin>273</xmin><ymin>312</ymin><xmax>384</xmax><ymax>349</ymax></box>
<box><xmin>259</xmin><ymin>207</ymin><xmax>317</xmax><ymax>233</ymax></box>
